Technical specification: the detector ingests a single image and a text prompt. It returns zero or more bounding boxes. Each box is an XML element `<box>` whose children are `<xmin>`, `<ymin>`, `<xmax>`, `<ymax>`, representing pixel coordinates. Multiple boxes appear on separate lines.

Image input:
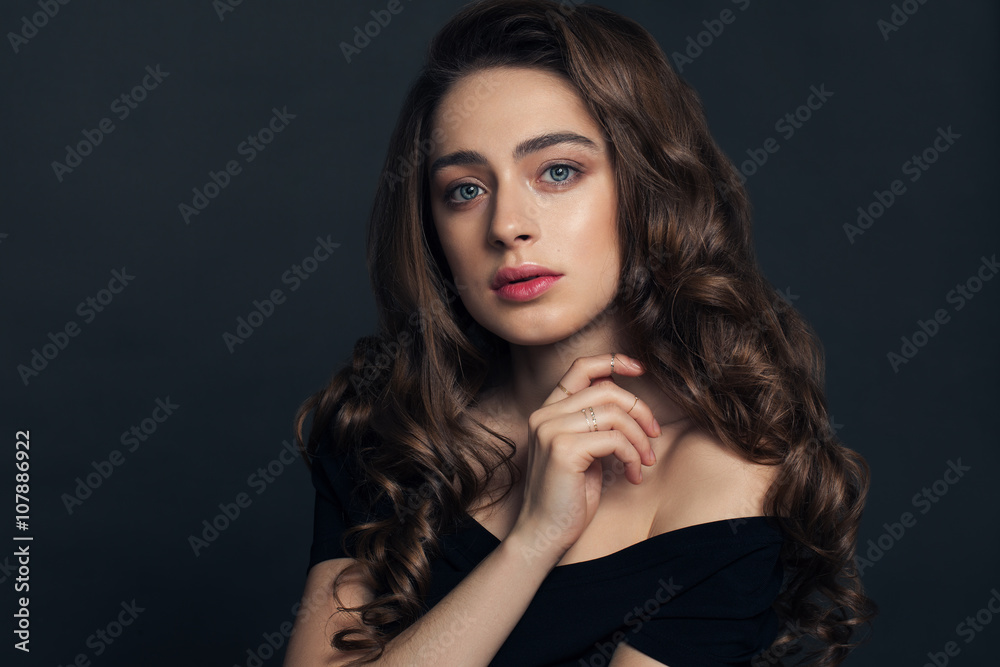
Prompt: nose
<box><xmin>487</xmin><ymin>184</ymin><xmax>540</xmax><ymax>248</ymax></box>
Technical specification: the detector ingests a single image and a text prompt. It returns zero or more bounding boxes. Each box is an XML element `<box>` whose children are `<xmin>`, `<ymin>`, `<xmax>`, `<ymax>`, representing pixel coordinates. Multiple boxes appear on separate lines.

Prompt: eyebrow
<box><xmin>429</xmin><ymin>131</ymin><xmax>600</xmax><ymax>178</ymax></box>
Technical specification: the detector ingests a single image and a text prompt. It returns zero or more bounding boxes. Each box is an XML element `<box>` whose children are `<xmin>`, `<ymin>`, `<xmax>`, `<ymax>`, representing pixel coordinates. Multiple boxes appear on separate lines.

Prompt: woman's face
<box><xmin>427</xmin><ymin>67</ymin><xmax>620</xmax><ymax>346</ymax></box>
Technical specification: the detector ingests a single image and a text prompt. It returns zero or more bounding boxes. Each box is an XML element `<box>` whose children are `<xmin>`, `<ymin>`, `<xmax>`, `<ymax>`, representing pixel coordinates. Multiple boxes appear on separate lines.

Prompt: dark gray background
<box><xmin>1</xmin><ymin>1</ymin><xmax>997</xmax><ymax>665</ymax></box>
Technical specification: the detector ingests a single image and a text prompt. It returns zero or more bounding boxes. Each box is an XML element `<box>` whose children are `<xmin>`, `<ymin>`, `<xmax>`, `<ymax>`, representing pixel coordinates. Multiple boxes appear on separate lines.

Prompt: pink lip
<box><xmin>493</xmin><ymin>275</ymin><xmax>562</xmax><ymax>301</ymax></box>
<box><xmin>490</xmin><ymin>263</ymin><xmax>563</xmax><ymax>302</ymax></box>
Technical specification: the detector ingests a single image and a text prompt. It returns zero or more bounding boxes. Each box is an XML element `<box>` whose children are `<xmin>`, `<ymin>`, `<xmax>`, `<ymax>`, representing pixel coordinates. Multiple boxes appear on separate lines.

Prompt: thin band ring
<box><xmin>610</xmin><ymin>352</ymin><xmax>616</xmax><ymax>375</ymax></box>
<box><xmin>588</xmin><ymin>406</ymin><xmax>597</xmax><ymax>431</ymax></box>
<box><xmin>627</xmin><ymin>395</ymin><xmax>639</xmax><ymax>414</ymax></box>
<box><xmin>557</xmin><ymin>382</ymin><xmax>573</xmax><ymax>397</ymax></box>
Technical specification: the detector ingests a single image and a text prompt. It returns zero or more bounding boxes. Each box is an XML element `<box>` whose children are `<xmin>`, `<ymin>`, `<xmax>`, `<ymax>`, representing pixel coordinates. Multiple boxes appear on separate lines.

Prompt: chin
<box><xmin>504</xmin><ymin>334</ymin><xmax>568</xmax><ymax>347</ymax></box>
<box><xmin>469</xmin><ymin>302</ymin><xmax>609</xmax><ymax>349</ymax></box>
<box><xmin>491</xmin><ymin>323</ymin><xmax>590</xmax><ymax>349</ymax></box>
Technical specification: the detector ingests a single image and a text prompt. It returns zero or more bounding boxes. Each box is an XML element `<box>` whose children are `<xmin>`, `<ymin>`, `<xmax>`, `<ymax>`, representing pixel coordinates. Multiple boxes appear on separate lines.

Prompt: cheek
<box><xmin>574</xmin><ymin>180</ymin><xmax>619</xmax><ymax>252</ymax></box>
<box><xmin>431</xmin><ymin>207</ymin><xmax>459</xmax><ymax>267</ymax></box>
<box><xmin>586</xmin><ymin>180</ymin><xmax>621</xmax><ymax>281</ymax></box>
<box><xmin>436</xmin><ymin>225</ymin><xmax>476</xmax><ymax>283</ymax></box>
<box><xmin>437</xmin><ymin>242</ymin><xmax>459</xmax><ymax>282</ymax></box>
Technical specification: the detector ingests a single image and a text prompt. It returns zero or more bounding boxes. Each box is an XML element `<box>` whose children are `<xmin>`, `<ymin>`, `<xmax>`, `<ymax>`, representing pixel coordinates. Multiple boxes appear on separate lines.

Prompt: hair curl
<box><xmin>294</xmin><ymin>1</ymin><xmax>877</xmax><ymax>664</ymax></box>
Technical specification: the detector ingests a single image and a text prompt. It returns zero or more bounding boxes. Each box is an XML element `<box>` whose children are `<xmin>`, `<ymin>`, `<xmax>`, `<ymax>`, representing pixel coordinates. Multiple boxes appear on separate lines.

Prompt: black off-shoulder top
<box><xmin>306</xmin><ymin>431</ymin><xmax>786</xmax><ymax>667</ymax></box>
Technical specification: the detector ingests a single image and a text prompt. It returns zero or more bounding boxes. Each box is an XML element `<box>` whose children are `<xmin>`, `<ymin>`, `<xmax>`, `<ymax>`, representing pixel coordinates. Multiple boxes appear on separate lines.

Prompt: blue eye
<box><xmin>543</xmin><ymin>164</ymin><xmax>577</xmax><ymax>183</ymax></box>
<box><xmin>448</xmin><ymin>183</ymin><xmax>484</xmax><ymax>203</ymax></box>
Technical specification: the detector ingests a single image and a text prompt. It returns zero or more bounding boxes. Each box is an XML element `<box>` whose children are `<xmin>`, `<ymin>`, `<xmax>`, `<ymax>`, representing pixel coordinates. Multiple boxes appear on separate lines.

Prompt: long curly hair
<box><xmin>294</xmin><ymin>1</ymin><xmax>876</xmax><ymax>664</ymax></box>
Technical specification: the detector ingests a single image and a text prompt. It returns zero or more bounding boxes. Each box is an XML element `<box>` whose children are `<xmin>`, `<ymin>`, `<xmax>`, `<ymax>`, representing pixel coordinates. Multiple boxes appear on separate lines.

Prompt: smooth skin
<box><xmin>283</xmin><ymin>67</ymin><xmax>775</xmax><ymax>667</ymax></box>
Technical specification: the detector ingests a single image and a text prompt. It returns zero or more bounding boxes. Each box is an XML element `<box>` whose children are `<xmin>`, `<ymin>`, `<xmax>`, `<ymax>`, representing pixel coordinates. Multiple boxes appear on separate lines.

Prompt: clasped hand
<box><xmin>508</xmin><ymin>353</ymin><xmax>662</xmax><ymax>564</ymax></box>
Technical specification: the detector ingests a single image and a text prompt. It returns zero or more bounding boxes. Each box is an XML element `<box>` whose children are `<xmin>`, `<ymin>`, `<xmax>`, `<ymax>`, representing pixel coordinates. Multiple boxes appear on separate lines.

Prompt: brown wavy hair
<box><xmin>294</xmin><ymin>1</ymin><xmax>876</xmax><ymax>664</ymax></box>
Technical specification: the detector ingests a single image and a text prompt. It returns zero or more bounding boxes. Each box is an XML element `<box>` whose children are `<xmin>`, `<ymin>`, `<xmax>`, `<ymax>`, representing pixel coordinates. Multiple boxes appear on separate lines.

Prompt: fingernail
<box><xmin>653</xmin><ymin>417</ymin><xmax>661</xmax><ymax>435</ymax></box>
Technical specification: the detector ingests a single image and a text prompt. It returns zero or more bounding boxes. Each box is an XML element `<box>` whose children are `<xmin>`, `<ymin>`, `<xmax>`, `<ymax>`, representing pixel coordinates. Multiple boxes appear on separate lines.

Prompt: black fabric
<box><xmin>307</xmin><ymin>431</ymin><xmax>786</xmax><ymax>666</ymax></box>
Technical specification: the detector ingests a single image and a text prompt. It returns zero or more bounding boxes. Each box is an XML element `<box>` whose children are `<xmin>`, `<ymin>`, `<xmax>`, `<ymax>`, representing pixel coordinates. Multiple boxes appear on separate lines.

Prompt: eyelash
<box><xmin>443</xmin><ymin>163</ymin><xmax>583</xmax><ymax>207</ymax></box>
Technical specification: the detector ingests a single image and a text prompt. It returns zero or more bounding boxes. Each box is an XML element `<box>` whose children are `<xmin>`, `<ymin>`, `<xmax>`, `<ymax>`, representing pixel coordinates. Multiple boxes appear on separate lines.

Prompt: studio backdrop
<box><xmin>1</xmin><ymin>1</ymin><xmax>997</xmax><ymax>665</ymax></box>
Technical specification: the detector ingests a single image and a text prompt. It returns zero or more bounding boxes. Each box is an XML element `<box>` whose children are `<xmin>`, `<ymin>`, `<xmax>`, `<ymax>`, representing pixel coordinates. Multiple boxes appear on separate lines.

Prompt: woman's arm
<box><xmin>609</xmin><ymin>642</ymin><xmax>669</xmax><ymax>666</ymax></box>
<box><xmin>283</xmin><ymin>530</ymin><xmax>561</xmax><ymax>667</ymax></box>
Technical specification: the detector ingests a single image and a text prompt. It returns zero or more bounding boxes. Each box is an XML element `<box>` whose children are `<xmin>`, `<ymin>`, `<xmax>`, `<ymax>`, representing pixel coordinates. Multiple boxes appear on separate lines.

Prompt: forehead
<box><xmin>429</xmin><ymin>67</ymin><xmax>604</xmax><ymax>156</ymax></box>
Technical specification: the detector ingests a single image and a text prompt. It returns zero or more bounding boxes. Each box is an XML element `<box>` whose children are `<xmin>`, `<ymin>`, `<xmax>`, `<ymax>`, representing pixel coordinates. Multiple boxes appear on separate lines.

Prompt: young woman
<box><xmin>284</xmin><ymin>1</ymin><xmax>876</xmax><ymax>665</ymax></box>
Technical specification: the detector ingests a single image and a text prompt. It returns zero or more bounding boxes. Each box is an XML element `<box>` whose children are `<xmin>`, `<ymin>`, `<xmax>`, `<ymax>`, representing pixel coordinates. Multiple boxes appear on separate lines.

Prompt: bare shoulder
<box><xmin>647</xmin><ymin>422</ymin><xmax>779</xmax><ymax>536</ymax></box>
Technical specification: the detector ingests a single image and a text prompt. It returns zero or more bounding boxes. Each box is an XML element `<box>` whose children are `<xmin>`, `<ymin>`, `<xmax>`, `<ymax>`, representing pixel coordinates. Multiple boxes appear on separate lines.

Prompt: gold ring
<box><xmin>557</xmin><ymin>382</ymin><xmax>573</xmax><ymax>396</ymax></box>
<box><xmin>588</xmin><ymin>406</ymin><xmax>597</xmax><ymax>431</ymax></box>
<box><xmin>581</xmin><ymin>408</ymin><xmax>590</xmax><ymax>430</ymax></box>
<box><xmin>627</xmin><ymin>395</ymin><xmax>639</xmax><ymax>414</ymax></box>
<box><xmin>610</xmin><ymin>352</ymin><xmax>616</xmax><ymax>375</ymax></box>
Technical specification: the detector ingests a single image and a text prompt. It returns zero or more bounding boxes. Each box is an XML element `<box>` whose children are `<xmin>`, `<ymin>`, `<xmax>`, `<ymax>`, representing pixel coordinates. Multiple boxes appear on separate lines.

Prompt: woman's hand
<box><xmin>506</xmin><ymin>353</ymin><xmax>662</xmax><ymax>566</ymax></box>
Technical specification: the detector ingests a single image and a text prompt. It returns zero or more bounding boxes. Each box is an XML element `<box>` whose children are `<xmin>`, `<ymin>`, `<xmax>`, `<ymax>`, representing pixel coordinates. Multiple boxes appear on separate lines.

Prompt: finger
<box><xmin>540</xmin><ymin>369</ymin><xmax>661</xmax><ymax>448</ymax></box>
<box><xmin>540</xmin><ymin>403</ymin><xmax>653</xmax><ymax>472</ymax></box>
<box><xmin>559</xmin><ymin>381</ymin><xmax>660</xmax><ymax>446</ymax></box>
<box><xmin>580</xmin><ymin>402</ymin><xmax>656</xmax><ymax>468</ymax></box>
<box><xmin>591</xmin><ymin>383</ymin><xmax>660</xmax><ymax>441</ymax></box>
<box><xmin>544</xmin><ymin>353</ymin><xmax>645</xmax><ymax>407</ymax></box>
<box><xmin>554</xmin><ymin>426</ymin><xmax>644</xmax><ymax>485</ymax></box>
<box><xmin>603</xmin><ymin>402</ymin><xmax>657</xmax><ymax>467</ymax></box>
